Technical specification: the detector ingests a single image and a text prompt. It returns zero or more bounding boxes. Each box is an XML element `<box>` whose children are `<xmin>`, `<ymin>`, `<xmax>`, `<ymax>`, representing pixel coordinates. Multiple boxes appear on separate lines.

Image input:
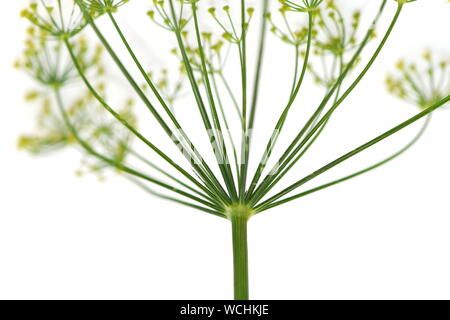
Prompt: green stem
<box><xmin>231</xmin><ymin>215</ymin><xmax>249</xmax><ymax>300</ymax></box>
<box><xmin>247</xmin><ymin>0</ymin><xmax>270</xmax><ymax>135</ymax></box>
<box><xmin>238</xmin><ymin>0</ymin><xmax>249</xmax><ymax>200</ymax></box>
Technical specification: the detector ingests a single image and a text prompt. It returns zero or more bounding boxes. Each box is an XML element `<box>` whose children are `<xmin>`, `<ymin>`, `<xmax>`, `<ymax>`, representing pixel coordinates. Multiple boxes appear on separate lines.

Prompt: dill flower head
<box><xmin>20</xmin><ymin>0</ymin><xmax>89</xmax><ymax>37</ymax></box>
<box><xmin>270</xmin><ymin>0</ymin><xmax>365</xmax><ymax>51</ymax></box>
<box><xmin>279</xmin><ymin>0</ymin><xmax>325</xmax><ymax>12</ymax></box>
<box><xmin>267</xmin><ymin>0</ymin><xmax>368</xmax><ymax>91</ymax></box>
<box><xmin>19</xmin><ymin>86</ymin><xmax>137</xmax><ymax>178</ymax></box>
<box><xmin>313</xmin><ymin>2</ymin><xmax>363</xmax><ymax>57</ymax></box>
<box><xmin>78</xmin><ymin>0</ymin><xmax>130</xmax><ymax>15</ymax></box>
<box><xmin>14</xmin><ymin>0</ymin><xmax>450</xmax><ymax>301</ymax></box>
<box><xmin>173</xmin><ymin>31</ymin><xmax>227</xmax><ymax>74</ymax></box>
<box><xmin>17</xmin><ymin>21</ymin><xmax>136</xmax><ymax>177</ymax></box>
<box><xmin>18</xmin><ymin>90</ymin><xmax>73</xmax><ymax>154</ymax></box>
<box><xmin>266</xmin><ymin>6</ymin><xmax>310</xmax><ymax>46</ymax></box>
<box><xmin>71</xmin><ymin>90</ymin><xmax>137</xmax><ymax>177</ymax></box>
<box><xmin>143</xmin><ymin>67</ymin><xmax>186</xmax><ymax>108</ymax></box>
<box><xmin>304</xmin><ymin>1</ymin><xmax>368</xmax><ymax>88</ymax></box>
<box><xmin>14</xmin><ymin>28</ymin><xmax>104</xmax><ymax>87</ymax></box>
<box><xmin>386</xmin><ymin>50</ymin><xmax>450</xmax><ymax>109</ymax></box>
<box><xmin>148</xmin><ymin>0</ymin><xmax>256</xmax><ymax>45</ymax></box>
<box><xmin>147</xmin><ymin>0</ymin><xmax>191</xmax><ymax>32</ymax></box>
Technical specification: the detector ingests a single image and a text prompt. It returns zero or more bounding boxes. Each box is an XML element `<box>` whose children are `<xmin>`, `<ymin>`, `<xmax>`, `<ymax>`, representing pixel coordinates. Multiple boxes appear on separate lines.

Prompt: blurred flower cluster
<box><xmin>16</xmin><ymin>21</ymin><xmax>136</xmax><ymax>178</ymax></box>
<box><xmin>386</xmin><ymin>51</ymin><xmax>450</xmax><ymax>109</ymax></box>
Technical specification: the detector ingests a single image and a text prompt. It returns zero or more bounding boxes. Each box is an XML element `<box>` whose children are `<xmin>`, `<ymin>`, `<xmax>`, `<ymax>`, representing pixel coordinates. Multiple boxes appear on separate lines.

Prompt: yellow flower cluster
<box><xmin>279</xmin><ymin>0</ymin><xmax>325</xmax><ymax>13</ymax></box>
<box><xmin>309</xmin><ymin>2</ymin><xmax>368</xmax><ymax>88</ymax></box>
<box><xmin>78</xmin><ymin>0</ymin><xmax>130</xmax><ymax>15</ymax></box>
<box><xmin>266</xmin><ymin>9</ymin><xmax>310</xmax><ymax>46</ymax></box>
<box><xmin>207</xmin><ymin>4</ymin><xmax>255</xmax><ymax>44</ymax></box>
<box><xmin>16</xmin><ymin>15</ymin><xmax>137</xmax><ymax>177</ymax></box>
<box><xmin>20</xmin><ymin>0</ymin><xmax>88</xmax><ymax>37</ymax></box>
<box><xmin>14</xmin><ymin>28</ymin><xmax>103</xmax><ymax>87</ymax></box>
<box><xmin>386</xmin><ymin>51</ymin><xmax>450</xmax><ymax>109</ymax></box>
<box><xmin>19</xmin><ymin>84</ymin><xmax>137</xmax><ymax>177</ymax></box>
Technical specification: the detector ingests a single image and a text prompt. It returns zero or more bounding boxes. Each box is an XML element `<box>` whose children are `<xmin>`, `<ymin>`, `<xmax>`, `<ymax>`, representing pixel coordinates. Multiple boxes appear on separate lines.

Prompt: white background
<box><xmin>1</xmin><ymin>0</ymin><xmax>450</xmax><ymax>300</ymax></box>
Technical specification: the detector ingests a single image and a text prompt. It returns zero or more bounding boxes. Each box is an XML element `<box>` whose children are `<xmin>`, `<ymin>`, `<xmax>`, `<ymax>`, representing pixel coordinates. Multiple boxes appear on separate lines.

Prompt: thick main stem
<box><xmin>231</xmin><ymin>215</ymin><xmax>249</xmax><ymax>300</ymax></box>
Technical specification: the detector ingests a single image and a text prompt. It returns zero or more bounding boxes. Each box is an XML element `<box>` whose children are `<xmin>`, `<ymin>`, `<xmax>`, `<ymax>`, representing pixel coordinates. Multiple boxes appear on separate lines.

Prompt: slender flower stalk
<box><xmin>17</xmin><ymin>0</ymin><xmax>450</xmax><ymax>299</ymax></box>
